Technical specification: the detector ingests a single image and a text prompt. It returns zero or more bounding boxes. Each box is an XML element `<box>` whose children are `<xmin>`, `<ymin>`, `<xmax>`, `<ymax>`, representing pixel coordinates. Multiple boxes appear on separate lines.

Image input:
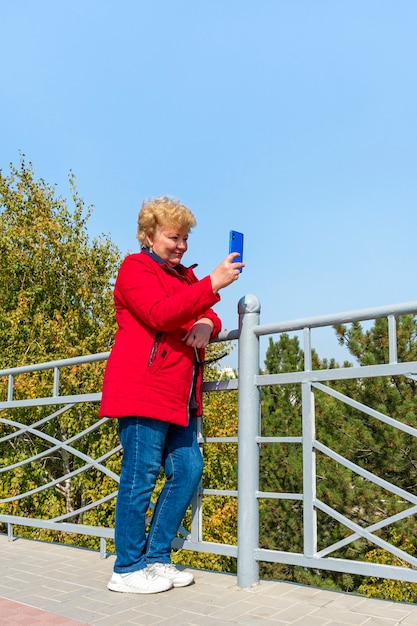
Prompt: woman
<box><xmin>100</xmin><ymin>196</ymin><xmax>243</xmax><ymax>594</ymax></box>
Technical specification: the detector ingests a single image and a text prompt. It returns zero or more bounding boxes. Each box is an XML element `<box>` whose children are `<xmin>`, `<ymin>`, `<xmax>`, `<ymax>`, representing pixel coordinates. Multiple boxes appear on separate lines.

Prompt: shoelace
<box><xmin>145</xmin><ymin>567</ymin><xmax>161</xmax><ymax>580</ymax></box>
<box><xmin>160</xmin><ymin>564</ymin><xmax>176</xmax><ymax>573</ymax></box>
<box><xmin>149</xmin><ymin>563</ymin><xmax>177</xmax><ymax>575</ymax></box>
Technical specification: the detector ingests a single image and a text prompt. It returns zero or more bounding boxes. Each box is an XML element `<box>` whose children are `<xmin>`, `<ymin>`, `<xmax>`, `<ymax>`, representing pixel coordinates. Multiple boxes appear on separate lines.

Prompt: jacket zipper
<box><xmin>186</xmin><ymin>364</ymin><xmax>195</xmax><ymax>425</ymax></box>
<box><xmin>148</xmin><ymin>331</ymin><xmax>163</xmax><ymax>366</ymax></box>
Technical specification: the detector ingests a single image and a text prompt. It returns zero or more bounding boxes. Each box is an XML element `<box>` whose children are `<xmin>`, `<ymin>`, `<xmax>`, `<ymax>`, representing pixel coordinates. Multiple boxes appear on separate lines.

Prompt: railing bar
<box><xmin>53</xmin><ymin>367</ymin><xmax>60</xmax><ymax>397</ymax></box>
<box><xmin>0</xmin><ymin>404</ymin><xmax>74</xmax><ymax>443</ymax></box>
<box><xmin>0</xmin><ymin>423</ymin><xmax>118</xmax><ymax>472</ymax></box>
<box><xmin>7</xmin><ymin>375</ymin><xmax>14</xmax><ymax>402</ymax></box>
<box><xmin>0</xmin><ymin>418</ymin><xmax>119</xmax><ymax>480</ymax></box>
<box><xmin>313</xmin><ymin>382</ymin><xmax>417</xmax><ymax>438</ymax></box>
<box><xmin>191</xmin><ymin>416</ymin><xmax>203</xmax><ymax>543</ymax></box>
<box><xmin>172</xmin><ymin>537</ymin><xmax>238</xmax><ymax>558</ymax></box>
<box><xmin>302</xmin><ymin>380</ymin><xmax>317</xmax><ymax>558</ymax></box>
<box><xmin>0</xmin><ymin>353</ymin><xmax>110</xmax><ymax>377</ymax></box>
<box><xmin>0</xmin><ymin>443</ymin><xmax>121</xmax><ymax>478</ymax></box>
<box><xmin>0</xmin><ymin>454</ymin><xmax>120</xmax><ymax>504</ymax></box>
<box><xmin>100</xmin><ymin>537</ymin><xmax>107</xmax><ymax>559</ymax></box>
<box><xmin>315</xmin><ymin>441</ymin><xmax>417</xmax><ymax>505</ymax></box>
<box><xmin>0</xmin><ymin>392</ymin><xmax>102</xmax><ymax>410</ymax></box>
<box><xmin>197</xmin><ymin>437</ymin><xmax>238</xmax><ymax>443</ymax></box>
<box><xmin>0</xmin><ymin>444</ymin><xmax>63</xmax><ymax>473</ymax></box>
<box><xmin>315</xmin><ymin>499</ymin><xmax>417</xmax><ymax>568</ymax></box>
<box><xmin>62</xmin><ymin>417</ymin><xmax>114</xmax><ymax>445</ymax></box>
<box><xmin>0</xmin><ymin>514</ymin><xmax>115</xmax><ymax>539</ymax></box>
<box><xmin>253</xmin><ymin>300</ymin><xmax>417</xmax><ymax>337</ymax></box>
<box><xmin>202</xmin><ymin>489</ymin><xmax>238</xmax><ymax>497</ymax></box>
<box><xmin>214</xmin><ymin>329</ymin><xmax>239</xmax><ymax>343</ymax></box>
<box><xmin>177</xmin><ymin>523</ymin><xmax>191</xmax><ymax>540</ymax></box>
<box><xmin>256</xmin><ymin>437</ymin><xmax>303</xmax><ymax>444</ymax></box>
<box><xmin>256</xmin><ymin>548</ymin><xmax>417</xmax><ymax>583</ymax></box>
<box><xmin>50</xmin><ymin>491</ymin><xmax>119</xmax><ymax>522</ymax></box>
<box><xmin>2</xmin><ymin>296</ymin><xmax>417</xmax><ymax>586</ymax></box>
<box><xmin>255</xmin><ymin>360</ymin><xmax>417</xmax><ymax>386</ymax></box>
<box><xmin>203</xmin><ymin>379</ymin><xmax>238</xmax><ymax>391</ymax></box>
<box><xmin>316</xmin><ymin>503</ymin><xmax>417</xmax><ymax>557</ymax></box>
<box><xmin>256</xmin><ymin>491</ymin><xmax>303</xmax><ymax>500</ymax></box>
<box><xmin>303</xmin><ymin>327</ymin><xmax>312</xmax><ymax>371</ymax></box>
<box><xmin>388</xmin><ymin>315</ymin><xmax>398</xmax><ymax>364</ymax></box>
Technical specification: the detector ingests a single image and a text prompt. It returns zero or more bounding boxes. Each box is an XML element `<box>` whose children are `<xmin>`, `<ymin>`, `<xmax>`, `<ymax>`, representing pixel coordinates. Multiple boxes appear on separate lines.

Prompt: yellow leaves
<box><xmin>1</xmin><ymin>157</ymin><xmax>122</xmax><ymax>370</ymax></box>
<box><xmin>357</xmin><ymin>532</ymin><xmax>417</xmax><ymax>602</ymax></box>
<box><xmin>203</xmin><ymin>390</ymin><xmax>238</xmax><ymax>437</ymax></box>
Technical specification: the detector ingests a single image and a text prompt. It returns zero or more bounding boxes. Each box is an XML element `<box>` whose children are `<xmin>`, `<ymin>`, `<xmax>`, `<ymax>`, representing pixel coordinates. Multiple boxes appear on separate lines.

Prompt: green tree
<box><xmin>334</xmin><ymin>316</ymin><xmax>417</xmax><ymax>599</ymax></box>
<box><xmin>260</xmin><ymin>319</ymin><xmax>417</xmax><ymax>600</ymax></box>
<box><xmin>259</xmin><ymin>334</ymin><xmax>349</xmax><ymax>585</ymax></box>
<box><xmin>0</xmin><ymin>160</ymin><xmax>240</xmax><ymax>560</ymax></box>
<box><xmin>0</xmin><ymin>156</ymin><xmax>121</xmax><ymax>365</ymax></box>
<box><xmin>0</xmin><ymin>157</ymin><xmax>122</xmax><ymax>544</ymax></box>
<box><xmin>171</xmin><ymin>347</ymin><xmax>239</xmax><ymax>572</ymax></box>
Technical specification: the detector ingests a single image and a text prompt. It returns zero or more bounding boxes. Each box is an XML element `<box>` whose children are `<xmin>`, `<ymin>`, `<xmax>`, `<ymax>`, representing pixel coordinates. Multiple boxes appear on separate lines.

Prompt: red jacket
<box><xmin>99</xmin><ymin>250</ymin><xmax>221</xmax><ymax>425</ymax></box>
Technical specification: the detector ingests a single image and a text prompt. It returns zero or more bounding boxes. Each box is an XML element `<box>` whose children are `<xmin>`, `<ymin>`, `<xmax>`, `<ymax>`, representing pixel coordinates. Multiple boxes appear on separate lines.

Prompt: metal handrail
<box><xmin>1</xmin><ymin>297</ymin><xmax>417</xmax><ymax>585</ymax></box>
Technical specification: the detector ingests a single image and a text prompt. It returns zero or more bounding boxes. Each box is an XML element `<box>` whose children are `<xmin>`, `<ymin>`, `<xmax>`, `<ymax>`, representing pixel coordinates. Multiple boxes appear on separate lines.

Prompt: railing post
<box><xmin>190</xmin><ymin>416</ymin><xmax>203</xmax><ymax>542</ymax></box>
<box><xmin>100</xmin><ymin>537</ymin><xmax>107</xmax><ymax>559</ymax></box>
<box><xmin>237</xmin><ymin>294</ymin><xmax>261</xmax><ymax>588</ymax></box>
<box><xmin>302</xmin><ymin>327</ymin><xmax>317</xmax><ymax>559</ymax></box>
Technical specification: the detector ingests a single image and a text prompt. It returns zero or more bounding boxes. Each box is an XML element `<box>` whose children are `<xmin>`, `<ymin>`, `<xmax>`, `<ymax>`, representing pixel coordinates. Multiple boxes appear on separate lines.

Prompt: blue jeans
<box><xmin>114</xmin><ymin>416</ymin><xmax>204</xmax><ymax>573</ymax></box>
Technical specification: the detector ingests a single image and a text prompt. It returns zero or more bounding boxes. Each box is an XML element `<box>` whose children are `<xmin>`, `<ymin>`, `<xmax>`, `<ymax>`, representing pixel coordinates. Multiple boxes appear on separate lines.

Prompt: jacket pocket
<box><xmin>147</xmin><ymin>331</ymin><xmax>169</xmax><ymax>371</ymax></box>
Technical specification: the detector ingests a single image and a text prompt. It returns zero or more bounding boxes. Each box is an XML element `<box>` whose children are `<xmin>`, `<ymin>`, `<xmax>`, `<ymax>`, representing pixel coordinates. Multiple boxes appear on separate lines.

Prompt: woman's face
<box><xmin>147</xmin><ymin>226</ymin><xmax>189</xmax><ymax>267</ymax></box>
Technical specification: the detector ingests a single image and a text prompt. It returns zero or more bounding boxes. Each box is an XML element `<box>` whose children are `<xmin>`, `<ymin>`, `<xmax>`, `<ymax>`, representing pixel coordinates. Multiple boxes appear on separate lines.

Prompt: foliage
<box><xmin>332</xmin><ymin>317</ymin><xmax>417</xmax><ymax>524</ymax></box>
<box><xmin>3</xmin><ymin>159</ymin><xmax>417</xmax><ymax>603</ymax></box>
<box><xmin>173</xmin><ymin>352</ymin><xmax>239</xmax><ymax>573</ymax></box>
<box><xmin>258</xmin><ymin>323</ymin><xmax>417</xmax><ymax>599</ymax></box>
<box><xmin>259</xmin><ymin>334</ymin><xmax>339</xmax><ymax>561</ymax></box>
<box><xmin>0</xmin><ymin>157</ymin><xmax>122</xmax><ymax>543</ymax></box>
<box><xmin>0</xmin><ymin>156</ymin><xmax>121</xmax><ymax>365</ymax></box>
<box><xmin>358</xmin><ymin>530</ymin><xmax>417</xmax><ymax>602</ymax></box>
<box><xmin>0</xmin><ymin>157</ymin><xmax>239</xmax><ymax>561</ymax></box>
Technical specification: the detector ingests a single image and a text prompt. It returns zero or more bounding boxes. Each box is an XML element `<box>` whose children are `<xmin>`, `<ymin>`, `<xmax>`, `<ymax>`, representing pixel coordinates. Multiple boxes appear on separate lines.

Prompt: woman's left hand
<box><xmin>183</xmin><ymin>318</ymin><xmax>214</xmax><ymax>348</ymax></box>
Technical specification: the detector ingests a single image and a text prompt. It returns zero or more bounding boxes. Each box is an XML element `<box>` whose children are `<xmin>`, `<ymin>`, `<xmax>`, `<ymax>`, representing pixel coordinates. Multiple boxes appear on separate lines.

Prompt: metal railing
<box><xmin>1</xmin><ymin>295</ymin><xmax>417</xmax><ymax>588</ymax></box>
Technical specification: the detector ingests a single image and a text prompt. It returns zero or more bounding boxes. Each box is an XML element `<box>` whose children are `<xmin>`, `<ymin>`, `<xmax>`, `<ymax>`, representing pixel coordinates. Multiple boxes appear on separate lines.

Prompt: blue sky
<box><xmin>2</xmin><ymin>1</ymin><xmax>417</xmax><ymax>366</ymax></box>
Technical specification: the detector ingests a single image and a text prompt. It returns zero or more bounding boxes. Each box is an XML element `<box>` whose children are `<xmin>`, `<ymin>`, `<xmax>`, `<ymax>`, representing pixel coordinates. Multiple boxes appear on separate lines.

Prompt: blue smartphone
<box><xmin>229</xmin><ymin>230</ymin><xmax>244</xmax><ymax>272</ymax></box>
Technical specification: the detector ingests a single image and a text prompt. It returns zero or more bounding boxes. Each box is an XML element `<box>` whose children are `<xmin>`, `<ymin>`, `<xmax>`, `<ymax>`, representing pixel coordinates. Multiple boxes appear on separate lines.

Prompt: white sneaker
<box><xmin>148</xmin><ymin>563</ymin><xmax>194</xmax><ymax>588</ymax></box>
<box><xmin>107</xmin><ymin>569</ymin><xmax>173</xmax><ymax>594</ymax></box>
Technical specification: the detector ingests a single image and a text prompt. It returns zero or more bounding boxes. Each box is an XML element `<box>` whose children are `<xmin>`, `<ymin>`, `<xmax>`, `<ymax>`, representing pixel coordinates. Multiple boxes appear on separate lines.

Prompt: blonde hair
<box><xmin>136</xmin><ymin>196</ymin><xmax>197</xmax><ymax>247</ymax></box>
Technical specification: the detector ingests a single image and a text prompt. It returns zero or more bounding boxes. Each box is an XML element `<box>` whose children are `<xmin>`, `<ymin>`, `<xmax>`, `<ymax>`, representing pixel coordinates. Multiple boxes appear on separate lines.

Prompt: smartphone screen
<box><xmin>229</xmin><ymin>230</ymin><xmax>244</xmax><ymax>272</ymax></box>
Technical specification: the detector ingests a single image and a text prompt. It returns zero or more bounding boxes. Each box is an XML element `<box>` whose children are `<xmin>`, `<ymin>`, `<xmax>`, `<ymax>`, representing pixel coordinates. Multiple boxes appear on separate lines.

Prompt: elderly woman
<box><xmin>100</xmin><ymin>196</ymin><xmax>243</xmax><ymax>594</ymax></box>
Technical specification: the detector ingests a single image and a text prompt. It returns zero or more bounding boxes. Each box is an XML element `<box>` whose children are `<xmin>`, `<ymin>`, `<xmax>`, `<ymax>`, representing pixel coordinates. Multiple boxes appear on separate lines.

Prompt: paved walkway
<box><xmin>1</xmin><ymin>535</ymin><xmax>417</xmax><ymax>625</ymax></box>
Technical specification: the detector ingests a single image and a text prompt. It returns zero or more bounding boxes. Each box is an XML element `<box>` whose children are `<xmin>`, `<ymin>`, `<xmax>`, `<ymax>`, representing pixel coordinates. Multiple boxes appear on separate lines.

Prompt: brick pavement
<box><xmin>1</xmin><ymin>534</ymin><xmax>417</xmax><ymax>625</ymax></box>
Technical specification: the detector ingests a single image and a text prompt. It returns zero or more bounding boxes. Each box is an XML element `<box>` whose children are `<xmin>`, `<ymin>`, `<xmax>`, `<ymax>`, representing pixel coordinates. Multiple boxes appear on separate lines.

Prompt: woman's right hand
<box><xmin>210</xmin><ymin>253</ymin><xmax>245</xmax><ymax>293</ymax></box>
